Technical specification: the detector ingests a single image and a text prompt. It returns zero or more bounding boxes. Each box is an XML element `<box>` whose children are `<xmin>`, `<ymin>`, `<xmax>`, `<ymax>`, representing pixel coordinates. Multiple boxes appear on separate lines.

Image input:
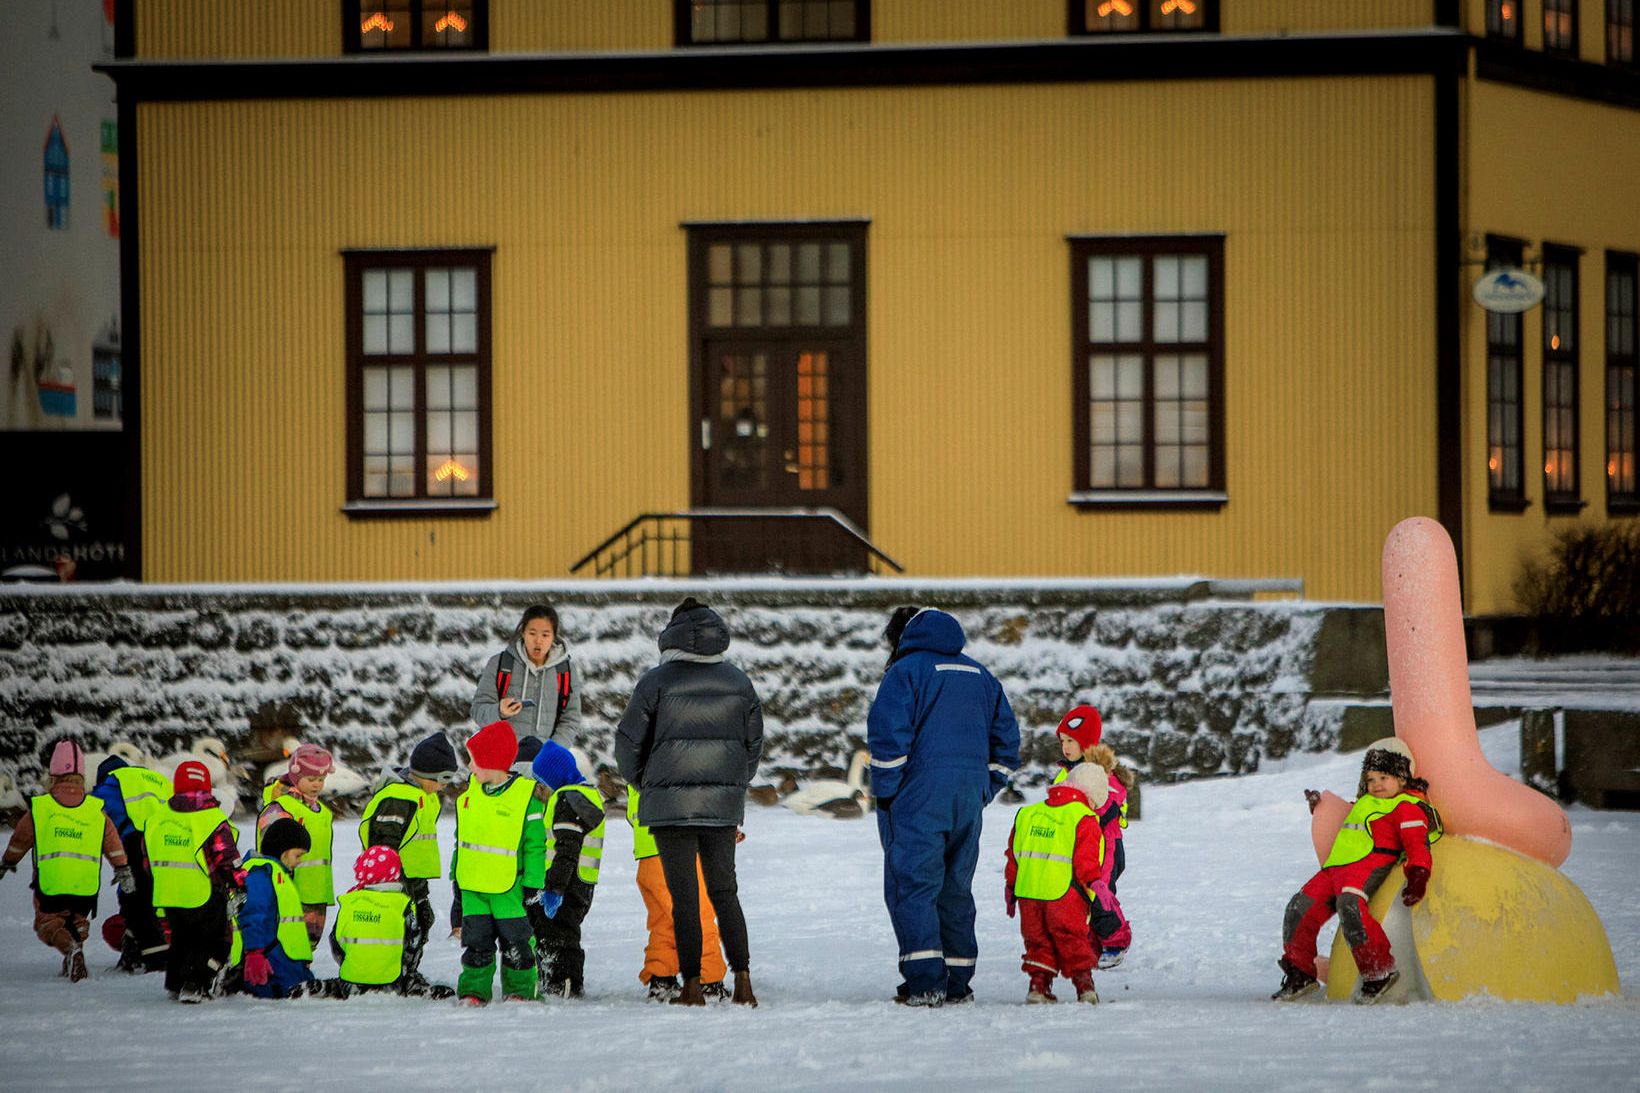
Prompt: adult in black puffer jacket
<box><xmin>615</xmin><ymin>597</ymin><xmax>764</xmax><ymax>1007</ymax></box>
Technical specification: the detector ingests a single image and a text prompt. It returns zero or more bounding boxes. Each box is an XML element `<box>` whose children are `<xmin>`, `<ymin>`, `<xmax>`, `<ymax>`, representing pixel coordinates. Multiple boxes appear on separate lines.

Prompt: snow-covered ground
<box><xmin>2</xmin><ymin>724</ymin><xmax>1635</xmax><ymax>1092</ymax></box>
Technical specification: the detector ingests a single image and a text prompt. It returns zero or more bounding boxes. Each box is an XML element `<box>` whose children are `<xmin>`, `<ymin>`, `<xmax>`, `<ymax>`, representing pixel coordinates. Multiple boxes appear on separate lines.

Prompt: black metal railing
<box><xmin>571</xmin><ymin>508</ymin><xmax>904</xmax><ymax>578</ymax></box>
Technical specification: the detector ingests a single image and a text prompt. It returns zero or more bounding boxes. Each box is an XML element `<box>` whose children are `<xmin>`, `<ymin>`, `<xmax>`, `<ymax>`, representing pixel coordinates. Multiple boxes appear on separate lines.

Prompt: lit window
<box><xmin>1485</xmin><ymin>237</ymin><xmax>1527</xmax><ymax>509</ymax></box>
<box><xmin>347</xmin><ymin>2</ymin><xmax>484</xmax><ymax>53</ymax></box>
<box><xmin>1074</xmin><ymin>0</ymin><xmax>1213</xmax><ymax>34</ymax></box>
<box><xmin>1611</xmin><ymin>0</ymin><xmax>1636</xmax><ymax>66</ymax></box>
<box><xmin>346</xmin><ymin>251</ymin><xmax>492</xmax><ymax>507</ymax></box>
<box><xmin>1542</xmin><ymin>247</ymin><xmax>1581</xmax><ymax>510</ymax></box>
<box><xmin>1486</xmin><ymin>0</ymin><xmax>1520</xmax><ymax>41</ymax></box>
<box><xmin>1608</xmin><ymin>252</ymin><xmax>1639</xmax><ymax>510</ymax></box>
<box><xmin>1544</xmin><ymin>0</ymin><xmax>1577</xmax><ymax>54</ymax></box>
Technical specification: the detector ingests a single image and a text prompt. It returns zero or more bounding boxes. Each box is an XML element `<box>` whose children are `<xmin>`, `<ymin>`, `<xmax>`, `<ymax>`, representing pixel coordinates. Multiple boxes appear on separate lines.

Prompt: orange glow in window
<box><xmin>1550</xmin><ymin>334</ymin><xmax>1561</xmax><ymax>349</ymax></box>
<box><xmin>435</xmin><ymin>12</ymin><xmax>469</xmax><ymax>33</ymax></box>
<box><xmin>360</xmin><ymin>12</ymin><xmax>395</xmax><ymax>34</ymax></box>
<box><xmin>1609</xmin><ymin>459</ymin><xmax>1619</xmax><ymax>477</ymax></box>
<box><xmin>1097</xmin><ymin>1</ymin><xmax>1134</xmax><ymax>17</ymax></box>
<box><xmin>1501</xmin><ymin>3</ymin><xmax>1514</xmax><ymax>21</ymax></box>
<box><xmin>433</xmin><ymin>459</ymin><xmax>470</xmax><ymax>482</ymax></box>
<box><xmin>1160</xmin><ymin>0</ymin><xmax>1198</xmax><ymax>14</ymax></box>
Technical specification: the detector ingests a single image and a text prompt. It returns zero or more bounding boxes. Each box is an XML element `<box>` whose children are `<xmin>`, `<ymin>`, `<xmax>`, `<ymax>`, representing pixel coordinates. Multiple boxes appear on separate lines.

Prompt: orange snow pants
<box><xmin>636</xmin><ymin>855</ymin><xmax>726</xmax><ymax>985</ymax></box>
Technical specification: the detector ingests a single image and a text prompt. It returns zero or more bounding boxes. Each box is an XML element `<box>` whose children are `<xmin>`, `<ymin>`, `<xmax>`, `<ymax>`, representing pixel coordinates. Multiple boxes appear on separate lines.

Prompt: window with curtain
<box><xmin>1542</xmin><ymin>246</ymin><xmax>1582</xmax><ymax>510</ymax></box>
<box><xmin>1486</xmin><ymin>236</ymin><xmax>1528</xmax><ymax>510</ymax></box>
<box><xmin>677</xmin><ymin>0</ymin><xmax>868</xmax><ymax>44</ymax></box>
<box><xmin>1487</xmin><ymin>0</ymin><xmax>1521</xmax><ymax>40</ymax></box>
<box><xmin>1609</xmin><ymin>252</ymin><xmax>1639</xmax><ymax>510</ymax></box>
<box><xmin>1544</xmin><ymin>0</ymin><xmax>1578</xmax><ymax>54</ymax></box>
<box><xmin>346</xmin><ymin>2</ymin><xmax>486</xmax><ymax>52</ymax></box>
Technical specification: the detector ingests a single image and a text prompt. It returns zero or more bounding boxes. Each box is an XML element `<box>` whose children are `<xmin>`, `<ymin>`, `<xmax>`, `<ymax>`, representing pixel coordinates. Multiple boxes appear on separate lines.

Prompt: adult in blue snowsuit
<box><xmin>867</xmin><ymin>607</ymin><xmax>1020</xmax><ymax>1006</ymax></box>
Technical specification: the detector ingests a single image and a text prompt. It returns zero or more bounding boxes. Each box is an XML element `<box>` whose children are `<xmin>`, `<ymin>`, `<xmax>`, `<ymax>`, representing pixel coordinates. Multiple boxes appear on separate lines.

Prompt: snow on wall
<box><xmin>0</xmin><ymin>581</ymin><xmax>1384</xmax><ymax>791</ymax></box>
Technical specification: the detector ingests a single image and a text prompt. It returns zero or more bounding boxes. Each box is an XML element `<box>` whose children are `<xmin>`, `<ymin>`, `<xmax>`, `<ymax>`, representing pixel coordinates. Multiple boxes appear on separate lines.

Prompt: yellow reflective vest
<box><xmin>30</xmin><ymin>793</ymin><xmax>107</xmax><ymax>897</ymax></box>
<box><xmin>109</xmin><ymin>766</ymin><xmax>171</xmax><ymax>832</ymax></box>
<box><xmin>1052</xmin><ymin>764</ymin><xmax>1128</xmax><ymax>828</ymax></box>
<box><xmin>335</xmin><ymin>884</ymin><xmax>411</xmax><ymax>985</ymax></box>
<box><xmin>230</xmin><ymin>856</ymin><xmax>313</xmax><ymax>964</ymax></box>
<box><xmin>627</xmin><ymin>788</ymin><xmax>657</xmax><ymax>861</ymax></box>
<box><xmin>359</xmin><ymin>781</ymin><xmax>442</xmax><ymax>879</ymax></box>
<box><xmin>546</xmin><ymin>783</ymin><xmax>605</xmax><ymax>885</ymax></box>
<box><xmin>1323</xmin><ymin>792</ymin><xmax>1442</xmax><ymax>868</ymax></box>
<box><xmin>259</xmin><ymin>792</ymin><xmax>335</xmax><ymax>905</ymax></box>
<box><xmin>145</xmin><ymin>804</ymin><xmax>237</xmax><ymax>910</ymax></box>
<box><xmin>1011</xmin><ymin>798</ymin><xmax>1100</xmax><ymax>901</ymax></box>
<box><xmin>455</xmin><ymin>776</ymin><xmax>538</xmax><ymax>895</ymax></box>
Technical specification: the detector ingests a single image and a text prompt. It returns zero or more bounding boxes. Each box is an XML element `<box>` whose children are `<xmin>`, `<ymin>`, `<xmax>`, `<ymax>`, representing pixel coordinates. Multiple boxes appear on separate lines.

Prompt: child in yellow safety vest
<box><xmin>323</xmin><ymin>846</ymin><xmax>456</xmax><ymax>1000</ymax></box>
<box><xmin>453</xmin><ymin>721</ymin><xmax>546</xmax><ymax>1004</ymax></box>
<box><xmin>147</xmin><ymin>759</ymin><xmax>243</xmax><ymax>1004</ymax></box>
<box><xmin>527</xmin><ymin>741</ymin><xmax>605</xmax><ymax>999</ymax></box>
<box><xmin>0</xmin><ymin>740</ymin><xmax>134</xmax><ymax>983</ymax></box>
<box><xmin>257</xmin><ymin>743</ymin><xmax>337</xmax><ymax>946</ymax></box>
<box><xmin>232</xmin><ymin>817</ymin><xmax>316</xmax><ymax>999</ymax></box>
<box><xmin>1274</xmin><ymin>737</ymin><xmax>1441</xmax><ymax>1005</ymax></box>
<box><xmin>1004</xmin><ymin>763</ymin><xmax>1109</xmax><ymax>1005</ymax></box>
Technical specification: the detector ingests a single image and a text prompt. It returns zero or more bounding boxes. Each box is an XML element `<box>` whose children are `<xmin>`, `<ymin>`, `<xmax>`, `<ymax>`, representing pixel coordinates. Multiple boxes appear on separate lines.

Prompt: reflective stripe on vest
<box><xmin>145</xmin><ymin>805</ymin><xmax>237</xmax><ymax>910</ymax></box>
<box><xmin>229</xmin><ymin>856</ymin><xmax>314</xmax><ymax>966</ymax></box>
<box><xmin>1011</xmin><ymin>798</ymin><xmax>1098</xmax><ymax>901</ymax></box>
<box><xmin>546</xmin><ymin>783</ymin><xmax>606</xmax><ymax>885</ymax></box>
<box><xmin>30</xmin><ymin>794</ymin><xmax>106</xmax><ymax>897</ymax></box>
<box><xmin>110</xmin><ymin>766</ymin><xmax>171</xmax><ymax>832</ymax></box>
<box><xmin>359</xmin><ymin>781</ymin><xmax>442</xmax><ymax>879</ymax></box>
<box><xmin>627</xmin><ymin>787</ymin><xmax>657</xmax><ymax>860</ymax></box>
<box><xmin>258</xmin><ymin>794</ymin><xmax>335</xmax><ymax>905</ymax></box>
<box><xmin>335</xmin><ymin>885</ymin><xmax>410</xmax><ymax>986</ymax></box>
<box><xmin>454</xmin><ymin>776</ymin><xmax>537</xmax><ymax>895</ymax></box>
<box><xmin>1323</xmin><ymin>792</ymin><xmax>1443</xmax><ymax>868</ymax></box>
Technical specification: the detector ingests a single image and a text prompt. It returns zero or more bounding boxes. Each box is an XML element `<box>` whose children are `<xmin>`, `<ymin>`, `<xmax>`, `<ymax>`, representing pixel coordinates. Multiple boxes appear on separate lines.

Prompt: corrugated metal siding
<box><xmin>1462</xmin><ymin>80</ymin><xmax>1640</xmax><ymax>614</ymax></box>
<box><xmin>140</xmin><ymin>77</ymin><xmax>1433</xmax><ymax>592</ymax></box>
<box><xmin>136</xmin><ymin>1</ymin><xmax>1438</xmax><ymax>58</ymax></box>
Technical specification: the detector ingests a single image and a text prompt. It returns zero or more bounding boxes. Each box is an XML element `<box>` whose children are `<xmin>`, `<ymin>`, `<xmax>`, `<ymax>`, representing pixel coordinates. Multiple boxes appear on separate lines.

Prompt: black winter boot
<box><xmin>1354</xmin><ymin>968</ymin><xmax>1400</xmax><ymax>1004</ymax></box>
<box><xmin>1271</xmin><ymin>958</ymin><xmax>1319</xmax><ymax>1002</ymax></box>
<box><xmin>670</xmin><ymin>976</ymin><xmax>706</xmax><ymax>1006</ymax></box>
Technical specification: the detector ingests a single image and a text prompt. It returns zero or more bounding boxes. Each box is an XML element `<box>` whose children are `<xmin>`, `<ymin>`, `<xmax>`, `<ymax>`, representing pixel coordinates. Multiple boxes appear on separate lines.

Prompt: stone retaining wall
<box><xmin>0</xmin><ymin>580</ymin><xmax>1386</xmax><ymax>790</ymax></box>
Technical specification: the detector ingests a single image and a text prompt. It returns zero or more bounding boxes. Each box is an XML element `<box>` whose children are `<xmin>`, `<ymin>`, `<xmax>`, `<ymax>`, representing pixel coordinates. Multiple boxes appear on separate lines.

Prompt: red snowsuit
<box><xmin>1282</xmin><ymin>792</ymin><xmax>1435</xmax><ymax>980</ymax></box>
<box><xmin>1005</xmin><ymin>785</ymin><xmax>1105</xmax><ymax>978</ymax></box>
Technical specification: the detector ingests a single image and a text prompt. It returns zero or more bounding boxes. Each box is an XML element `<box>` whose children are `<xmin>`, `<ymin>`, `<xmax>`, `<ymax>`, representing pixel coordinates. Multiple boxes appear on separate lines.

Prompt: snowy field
<box><xmin>2</xmin><ymin>723</ymin><xmax>1635</xmax><ymax>1093</ymax></box>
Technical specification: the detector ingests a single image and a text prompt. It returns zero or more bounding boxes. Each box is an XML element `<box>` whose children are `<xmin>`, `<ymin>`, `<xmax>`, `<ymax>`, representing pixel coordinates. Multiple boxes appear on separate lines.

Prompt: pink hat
<box><xmin>287</xmin><ymin>744</ymin><xmax>334</xmax><ymax>780</ymax></box>
<box><xmin>352</xmin><ymin>846</ymin><xmax>403</xmax><ymax>891</ymax></box>
<box><xmin>49</xmin><ymin>740</ymin><xmax>84</xmax><ymax>777</ymax></box>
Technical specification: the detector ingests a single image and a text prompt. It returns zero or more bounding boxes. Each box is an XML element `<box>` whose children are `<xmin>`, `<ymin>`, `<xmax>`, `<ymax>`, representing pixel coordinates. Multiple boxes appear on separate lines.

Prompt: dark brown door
<box><xmin>694</xmin><ymin>341</ymin><xmax>866</xmax><ymax>572</ymax></box>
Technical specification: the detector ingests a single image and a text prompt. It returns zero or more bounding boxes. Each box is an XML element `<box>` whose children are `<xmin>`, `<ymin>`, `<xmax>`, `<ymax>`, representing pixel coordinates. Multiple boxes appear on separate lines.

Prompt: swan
<box><xmin>157</xmin><ymin>737</ymin><xmax>239</xmax><ymax>818</ymax></box>
<box><xmin>0</xmin><ymin>771</ymin><xmax>25</xmax><ymax>825</ymax></box>
<box><xmin>782</xmin><ymin>750</ymin><xmax>870</xmax><ymax>819</ymax></box>
<box><xmin>83</xmin><ymin>741</ymin><xmax>152</xmax><ymax>781</ymax></box>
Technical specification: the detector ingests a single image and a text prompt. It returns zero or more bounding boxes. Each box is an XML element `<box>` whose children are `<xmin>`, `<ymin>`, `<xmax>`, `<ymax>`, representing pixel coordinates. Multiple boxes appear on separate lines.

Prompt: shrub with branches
<box><xmin>1514</xmin><ymin>523</ymin><xmax>1640</xmax><ymax>653</ymax></box>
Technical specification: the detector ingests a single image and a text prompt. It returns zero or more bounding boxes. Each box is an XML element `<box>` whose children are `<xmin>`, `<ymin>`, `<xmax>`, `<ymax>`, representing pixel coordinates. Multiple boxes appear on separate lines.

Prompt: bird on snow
<box><xmin>782</xmin><ymin>750</ymin><xmax>871</xmax><ymax>819</ymax></box>
<box><xmin>746</xmin><ymin>772</ymin><xmax>799</xmax><ymax>807</ymax></box>
<box><xmin>82</xmin><ymin>741</ymin><xmax>152</xmax><ymax>783</ymax></box>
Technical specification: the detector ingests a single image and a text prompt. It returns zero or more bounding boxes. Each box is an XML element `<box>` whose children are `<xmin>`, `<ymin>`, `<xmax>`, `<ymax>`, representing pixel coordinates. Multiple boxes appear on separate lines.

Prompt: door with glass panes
<box><xmin>690</xmin><ymin>226</ymin><xmax>867</xmax><ymax>573</ymax></box>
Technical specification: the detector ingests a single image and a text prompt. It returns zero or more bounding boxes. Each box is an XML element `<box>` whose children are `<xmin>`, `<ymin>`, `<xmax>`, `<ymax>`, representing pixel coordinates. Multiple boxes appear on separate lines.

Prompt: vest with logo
<box><xmin>110</xmin><ymin>766</ymin><xmax>171</xmax><ymax>832</ymax></box>
<box><xmin>1323</xmin><ymin>792</ymin><xmax>1443</xmax><ymax>868</ymax></box>
<box><xmin>455</xmin><ymin>776</ymin><xmax>537</xmax><ymax>894</ymax></box>
<box><xmin>259</xmin><ymin>792</ymin><xmax>335</xmax><ymax>905</ymax></box>
<box><xmin>1011</xmin><ymin>798</ymin><xmax>1100</xmax><ymax>901</ymax></box>
<box><xmin>335</xmin><ymin>884</ymin><xmax>411</xmax><ymax>985</ymax></box>
<box><xmin>30</xmin><ymin>793</ymin><xmax>106</xmax><ymax>897</ymax></box>
<box><xmin>359</xmin><ymin>781</ymin><xmax>442</xmax><ymax>879</ymax></box>
<box><xmin>546</xmin><ymin>783</ymin><xmax>605</xmax><ymax>885</ymax></box>
<box><xmin>230</xmin><ymin>856</ymin><xmax>313</xmax><ymax>965</ymax></box>
<box><xmin>145</xmin><ymin>804</ymin><xmax>237</xmax><ymax>910</ymax></box>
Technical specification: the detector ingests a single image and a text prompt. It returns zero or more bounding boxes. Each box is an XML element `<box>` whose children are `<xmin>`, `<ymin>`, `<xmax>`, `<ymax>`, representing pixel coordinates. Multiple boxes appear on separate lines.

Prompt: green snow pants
<box><xmin>457</xmin><ymin>883</ymin><xmax>537</xmax><ymax>1002</ymax></box>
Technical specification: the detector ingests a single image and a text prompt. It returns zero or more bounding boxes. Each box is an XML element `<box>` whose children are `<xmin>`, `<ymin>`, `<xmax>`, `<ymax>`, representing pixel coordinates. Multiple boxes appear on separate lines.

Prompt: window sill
<box><xmin>1068</xmin><ymin>489</ymin><xmax>1227</xmax><ymax>511</ymax></box>
<box><xmin>1487</xmin><ymin>496</ymin><xmax>1531</xmax><ymax>514</ymax></box>
<box><xmin>1608</xmin><ymin>498</ymin><xmax>1640</xmax><ymax>516</ymax></box>
<box><xmin>1544</xmin><ymin>497</ymin><xmax>1587</xmax><ymax>516</ymax></box>
<box><xmin>342</xmin><ymin>499</ymin><xmax>497</xmax><ymax>520</ymax></box>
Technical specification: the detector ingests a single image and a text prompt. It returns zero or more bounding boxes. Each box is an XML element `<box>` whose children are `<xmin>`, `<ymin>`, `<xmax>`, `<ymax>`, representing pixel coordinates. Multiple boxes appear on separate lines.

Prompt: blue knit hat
<box><xmin>530</xmin><ymin>740</ymin><xmax>584</xmax><ymax>791</ymax></box>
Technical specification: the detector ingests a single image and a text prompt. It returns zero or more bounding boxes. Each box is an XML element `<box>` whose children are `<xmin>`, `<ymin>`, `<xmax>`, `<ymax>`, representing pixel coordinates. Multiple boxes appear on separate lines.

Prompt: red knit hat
<box><xmin>173</xmin><ymin>760</ymin><xmax>212</xmax><ymax>794</ymax></box>
<box><xmin>467</xmin><ymin>721</ymin><xmax>518</xmax><ymax>773</ymax></box>
<box><xmin>352</xmin><ymin>845</ymin><xmax>403</xmax><ymax>890</ymax></box>
<box><xmin>1056</xmin><ymin>705</ymin><xmax>1103</xmax><ymax>750</ymax></box>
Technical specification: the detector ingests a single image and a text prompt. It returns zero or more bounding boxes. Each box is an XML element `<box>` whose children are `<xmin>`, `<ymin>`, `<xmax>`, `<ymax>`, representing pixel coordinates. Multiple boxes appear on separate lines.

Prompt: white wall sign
<box><xmin>1472</xmin><ymin>268</ymin><xmax>1545</xmax><ymax>313</ymax></box>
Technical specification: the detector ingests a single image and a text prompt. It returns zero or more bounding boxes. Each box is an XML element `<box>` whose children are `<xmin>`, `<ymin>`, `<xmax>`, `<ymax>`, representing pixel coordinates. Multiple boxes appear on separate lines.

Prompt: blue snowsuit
<box><xmin>867</xmin><ymin>609</ymin><xmax>1020</xmax><ymax>999</ymax></box>
<box><xmin>238</xmin><ymin>856</ymin><xmax>316</xmax><ymax>999</ymax></box>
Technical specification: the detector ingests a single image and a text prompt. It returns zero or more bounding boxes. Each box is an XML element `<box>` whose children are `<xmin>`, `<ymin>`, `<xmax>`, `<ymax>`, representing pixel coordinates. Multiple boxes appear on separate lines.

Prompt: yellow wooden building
<box><xmin>98</xmin><ymin>1</ymin><xmax>1639</xmax><ymax>611</ymax></box>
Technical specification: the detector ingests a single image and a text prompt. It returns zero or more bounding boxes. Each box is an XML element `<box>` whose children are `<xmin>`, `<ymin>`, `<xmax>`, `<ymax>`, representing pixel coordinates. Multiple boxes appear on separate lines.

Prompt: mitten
<box><xmin>1303</xmin><ymin>789</ymin><xmax>1322</xmax><ymax>814</ymax></box>
<box><xmin>1005</xmin><ymin>891</ymin><xmax>1017</xmax><ymax>919</ymax></box>
<box><xmin>242</xmin><ymin>949</ymin><xmax>272</xmax><ymax>986</ymax></box>
<box><xmin>114</xmin><ymin>866</ymin><xmax>137</xmax><ymax>894</ymax></box>
<box><xmin>1088</xmin><ymin>879</ymin><xmax>1114</xmax><ymax>908</ymax></box>
<box><xmin>1401</xmin><ymin>865</ymin><xmax>1430</xmax><ymax>906</ymax></box>
<box><xmin>539</xmin><ymin>890</ymin><xmax>563</xmax><ymax>919</ymax></box>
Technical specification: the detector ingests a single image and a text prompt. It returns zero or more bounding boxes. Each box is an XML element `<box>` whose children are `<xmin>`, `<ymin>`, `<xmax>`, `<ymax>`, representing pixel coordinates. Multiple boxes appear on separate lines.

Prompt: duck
<box><xmin>782</xmin><ymin>750</ymin><xmax>871</xmax><ymax>819</ymax></box>
<box><xmin>746</xmin><ymin>772</ymin><xmax>799</xmax><ymax>807</ymax></box>
<box><xmin>0</xmin><ymin>771</ymin><xmax>25</xmax><ymax>826</ymax></box>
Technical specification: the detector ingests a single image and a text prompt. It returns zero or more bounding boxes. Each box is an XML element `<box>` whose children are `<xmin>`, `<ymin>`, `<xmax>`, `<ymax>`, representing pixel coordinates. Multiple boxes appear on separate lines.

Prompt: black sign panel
<box><xmin>0</xmin><ymin>431</ymin><xmax>132</xmax><ymax>581</ymax></box>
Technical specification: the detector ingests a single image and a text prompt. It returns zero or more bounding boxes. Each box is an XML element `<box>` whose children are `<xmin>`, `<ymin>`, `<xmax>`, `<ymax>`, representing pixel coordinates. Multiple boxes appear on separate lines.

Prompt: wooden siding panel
<box><xmin>141</xmin><ymin>78</ymin><xmax>1433</xmax><ymax>594</ymax></box>
<box><xmin>1463</xmin><ymin>80</ymin><xmax>1640</xmax><ymax>613</ymax></box>
<box><xmin>138</xmin><ymin>0</ymin><xmax>335</xmax><ymax>58</ymax></box>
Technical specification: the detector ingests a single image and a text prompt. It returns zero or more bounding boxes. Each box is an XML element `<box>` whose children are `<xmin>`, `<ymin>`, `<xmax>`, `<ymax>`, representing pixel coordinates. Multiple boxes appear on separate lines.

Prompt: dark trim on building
<box><xmin>1434</xmin><ymin>0</ymin><xmax>1460</xmax><ymax>28</ymax></box>
<box><xmin>115</xmin><ymin>88</ymin><xmax>141</xmax><ymax>580</ymax></box>
<box><xmin>1475</xmin><ymin>34</ymin><xmax>1640</xmax><ymax>110</ymax></box>
<box><xmin>114</xmin><ymin>0</ymin><xmax>135</xmax><ymax>59</ymax></box>
<box><xmin>1435</xmin><ymin>69</ymin><xmax>1463</xmax><ymax>590</ymax></box>
<box><xmin>95</xmin><ymin>30</ymin><xmax>1466</xmax><ymax>102</ymax></box>
<box><xmin>341</xmin><ymin>500</ymin><xmax>498</xmax><ymax>519</ymax></box>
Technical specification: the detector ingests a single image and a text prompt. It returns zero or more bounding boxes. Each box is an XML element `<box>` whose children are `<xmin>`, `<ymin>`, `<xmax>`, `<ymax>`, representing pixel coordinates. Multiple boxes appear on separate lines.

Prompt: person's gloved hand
<box><xmin>114</xmin><ymin>866</ymin><xmax>137</xmax><ymax>894</ymax></box>
<box><xmin>1401</xmin><ymin>865</ymin><xmax>1430</xmax><ymax>906</ymax></box>
<box><xmin>523</xmin><ymin>887</ymin><xmax>542</xmax><ymax>907</ymax></box>
<box><xmin>0</xmin><ymin>860</ymin><xmax>15</xmax><ymax>881</ymax></box>
<box><xmin>1303</xmin><ymin>789</ymin><xmax>1322</xmax><ymax>814</ymax></box>
<box><xmin>538</xmin><ymin>890</ymin><xmax>563</xmax><ymax>919</ymax></box>
<box><xmin>1005</xmin><ymin>891</ymin><xmax>1017</xmax><ymax>919</ymax></box>
<box><xmin>242</xmin><ymin>949</ymin><xmax>272</xmax><ymax>987</ymax></box>
<box><xmin>1088</xmin><ymin>879</ymin><xmax>1114</xmax><ymax>908</ymax></box>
